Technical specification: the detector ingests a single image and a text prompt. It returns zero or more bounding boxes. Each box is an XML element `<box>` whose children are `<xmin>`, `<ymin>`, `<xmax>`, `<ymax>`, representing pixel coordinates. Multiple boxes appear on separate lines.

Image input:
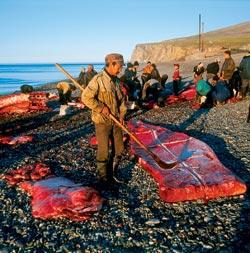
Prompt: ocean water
<box><xmin>0</xmin><ymin>63</ymin><xmax>105</xmax><ymax>95</ymax></box>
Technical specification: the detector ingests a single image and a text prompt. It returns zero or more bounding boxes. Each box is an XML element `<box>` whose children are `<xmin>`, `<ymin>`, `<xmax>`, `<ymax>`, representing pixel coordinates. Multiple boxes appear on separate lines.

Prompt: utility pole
<box><xmin>199</xmin><ymin>14</ymin><xmax>201</xmax><ymax>51</ymax></box>
<box><xmin>201</xmin><ymin>22</ymin><xmax>204</xmax><ymax>52</ymax></box>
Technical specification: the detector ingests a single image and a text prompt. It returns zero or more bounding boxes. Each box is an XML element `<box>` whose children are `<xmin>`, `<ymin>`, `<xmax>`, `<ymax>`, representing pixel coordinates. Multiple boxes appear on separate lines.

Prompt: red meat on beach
<box><xmin>166</xmin><ymin>86</ymin><xmax>196</xmax><ymax>105</ymax></box>
<box><xmin>4</xmin><ymin>163</ymin><xmax>51</xmax><ymax>186</ymax></box>
<box><xmin>20</xmin><ymin>177</ymin><xmax>103</xmax><ymax>221</ymax></box>
<box><xmin>0</xmin><ymin>92</ymin><xmax>50</xmax><ymax>115</ymax></box>
<box><xmin>4</xmin><ymin>164</ymin><xmax>103</xmax><ymax>221</ymax></box>
<box><xmin>128</xmin><ymin>120</ymin><xmax>247</xmax><ymax>203</ymax></box>
<box><xmin>0</xmin><ymin>135</ymin><xmax>33</xmax><ymax>145</ymax></box>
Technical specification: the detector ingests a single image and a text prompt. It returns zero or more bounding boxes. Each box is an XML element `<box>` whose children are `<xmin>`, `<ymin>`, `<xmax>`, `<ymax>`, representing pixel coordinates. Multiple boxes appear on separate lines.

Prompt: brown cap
<box><xmin>105</xmin><ymin>53</ymin><xmax>124</xmax><ymax>65</ymax></box>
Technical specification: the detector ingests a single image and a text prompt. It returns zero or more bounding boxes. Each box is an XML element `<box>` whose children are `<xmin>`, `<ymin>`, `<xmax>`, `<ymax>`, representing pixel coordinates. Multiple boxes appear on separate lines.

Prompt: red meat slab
<box><xmin>166</xmin><ymin>86</ymin><xmax>196</xmax><ymax>105</ymax></box>
<box><xmin>4</xmin><ymin>164</ymin><xmax>103</xmax><ymax>221</ymax></box>
<box><xmin>0</xmin><ymin>135</ymin><xmax>33</xmax><ymax>145</ymax></box>
<box><xmin>128</xmin><ymin>120</ymin><xmax>247</xmax><ymax>202</ymax></box>
<box><xmin>20</xmin><ymin>177</ymin><xmax>103</xmax><ymax>221</ymax></box>
<box><xmin>4</xmin><ymin>163</ymin><xmax>51</xmax><ymax>186</ymax></box>
<box><xmin>0</xmin><ymin>93</ymin><xmax>30</xmax><ymax>108</ymax></box>
<box><xmin>0</xmin><ymin>102</ymin><xmax>31</xmax><ymax>115</ymax></box>
<box><xmin>0</xmin><ymin>92</ymin><xmax>49</xmax><ymax>115</ymax></box>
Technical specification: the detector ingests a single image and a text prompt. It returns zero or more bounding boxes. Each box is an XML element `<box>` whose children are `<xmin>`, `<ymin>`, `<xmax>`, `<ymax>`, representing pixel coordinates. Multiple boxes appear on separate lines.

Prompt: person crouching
<box><xmin>56</xmin><ymin>82</ymin><xmax>76</xmax><ymax>116</ymax></box>
<box><xmin>142</xmin><ymin>79</ymin><xmax>164</xmax><ymax>108</ymax></box>
<box><xmin>210</xmin><ymin>76</ymin><xmax>231</xmax><ymax>106</ymax></box>
<box><xmin>195</xmin><ymin>73</ymin><xmax>213</xmax><ymax>108</ymax></box>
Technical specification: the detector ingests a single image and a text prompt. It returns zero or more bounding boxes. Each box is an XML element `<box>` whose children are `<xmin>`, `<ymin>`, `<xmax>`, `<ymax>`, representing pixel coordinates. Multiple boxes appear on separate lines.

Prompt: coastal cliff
<box><xmin>131</xmin><ymin>22</ymin><xmax>250</xmax><ymax>63</ymax></box>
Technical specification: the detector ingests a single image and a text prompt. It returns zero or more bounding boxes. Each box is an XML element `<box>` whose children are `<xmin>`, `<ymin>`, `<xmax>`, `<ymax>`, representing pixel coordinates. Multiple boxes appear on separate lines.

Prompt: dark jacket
<box><xmin>79</xmin><ymin>70</ymin><xmax>97</xmax><ymax>88</ymax></box>
<box><xmin>239</xmin><ymin>54</ymin><xmax>250</xmax><ymax>79</ymax></box>
<box><xmin>193</xmin><ymin>66</ymin><xmax>205</xmax><ymax>75</ymax></box>
<box><xmin>151</xmin><ymin>68</ymin><xmax>161</xmax><ymax>82</ymax></box>
<box><xmin>221</xmin><ymin>57</ymin><xmax>235</xmax><ymax>80</ymax></box>
<box><xmin>212</xmin><ymin>81</ymin><xmax>231</xmax><ymax>102</ymax></box>
<box><xmin>124</xmin><ymin>68</ymin><xmax>136</xmax><ymax>81</ymax></box>
<box><xmin>206</xmin><ymin>62</ymin><xmax>219</xmax><ymax>75</ymax></box>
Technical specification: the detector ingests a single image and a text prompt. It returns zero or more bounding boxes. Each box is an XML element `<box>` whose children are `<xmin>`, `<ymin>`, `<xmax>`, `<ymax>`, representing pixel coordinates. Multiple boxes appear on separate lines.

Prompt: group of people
<box><xmin>194</xmin><ymin>50</ymin><xmax>250</xmax><ymax>107</ymax></box>
<box><xmin>56</xmin><ymin>50</ymin><xmax>250</xmax><ymax>117</ymax></box>
<box><xmin>53</xmin><ymin>50</ymin><xmax>250</xmax><ymax>191</ymax></box>
<box><xmin>120</xmin><ymin>61</ymin><xmax>169</xmax><ymax>109</ymax></box>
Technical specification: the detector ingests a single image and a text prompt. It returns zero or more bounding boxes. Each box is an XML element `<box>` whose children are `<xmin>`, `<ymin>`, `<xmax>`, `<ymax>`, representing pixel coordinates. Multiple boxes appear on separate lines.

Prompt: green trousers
<box><xmin>95</xmin><ymin>123</ymin><xmax>124</xmax><ymax>181</ymax></box>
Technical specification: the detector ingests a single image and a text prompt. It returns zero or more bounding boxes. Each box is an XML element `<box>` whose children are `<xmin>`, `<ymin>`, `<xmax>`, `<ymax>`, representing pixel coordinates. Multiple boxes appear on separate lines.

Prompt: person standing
<box><xmin>221</xmin><ymin>50</ymin><xmax>236</xmax><ymax>97</ymax></box>
<box><xmin>239</xmin><ymin>51</ymin><xmax>250</xmax><ymax>99</ymax></box>
<box><xmin>79</xmin><ymin>64</ymin><xmax>98</xmax><ymax>88</ymax></box>
<box><xmin>172</xmin><ymin>63</ymin><xmax>181</xmax><ymax>96</ymax></box>
<box><xmin>78</xmin><ymin>67</ymin><xmax>86</xmax><ymax>87</ymax></box>
<box><xmin>82</xmin><ymin>53</ymin><xmax>127</xmax><ymax>187</ymax></box>
<box><xmin>133</xmin><ymin>61</ymin><xmax>140</xmax><ymax>77</ymax></box>
<box><xmin>122</xmin><ymin>62</ymin><xmax>141</xmax><ymax>102</ymax></box>
<box><xmin>141</xmin><ymin>61</ymin><xmax>153</xmax><ymax>85</ymax></box>
<box><xmin>151</xmin><ymin>63</ymin><xmax>161</xmax><ymax>82</ymax></box>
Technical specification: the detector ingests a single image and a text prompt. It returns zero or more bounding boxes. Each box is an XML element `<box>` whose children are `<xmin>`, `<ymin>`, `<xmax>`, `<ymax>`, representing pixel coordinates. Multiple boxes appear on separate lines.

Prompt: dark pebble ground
<box><xmin>0</xmin><ymin>98</ymin><xmax>249</xmax><ymax>253</ymax></box>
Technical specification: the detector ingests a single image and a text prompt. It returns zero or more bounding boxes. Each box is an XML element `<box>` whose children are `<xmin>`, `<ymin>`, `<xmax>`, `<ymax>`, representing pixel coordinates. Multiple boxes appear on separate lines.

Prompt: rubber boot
<box><xmin>59</xmin><ymin>105</ymin><xmax>68</xmax><ymax>116</ymax></box>
<box><xmin>112</xmin><ymin>156</ymin><xmax>124</xmax><ymax>184</ymax></box>
<box><xmin>97</xmin><ymin>161</ymin><xmax>108</xmax><ymax>188</ymax></box>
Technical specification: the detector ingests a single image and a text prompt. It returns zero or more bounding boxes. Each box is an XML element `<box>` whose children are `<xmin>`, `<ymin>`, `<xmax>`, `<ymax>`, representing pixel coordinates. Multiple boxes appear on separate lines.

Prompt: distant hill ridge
<box><xmin>131</xmin><ymin>21</ymin><xmax>250</xmax><ymax>63</ymax></box>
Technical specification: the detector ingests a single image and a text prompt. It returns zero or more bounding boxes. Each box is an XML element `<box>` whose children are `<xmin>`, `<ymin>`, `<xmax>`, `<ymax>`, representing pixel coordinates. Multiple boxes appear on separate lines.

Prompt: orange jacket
<box><xmin>143</xmin><ymin>65</ymin><xmax>153</xmax><ymax>74</ymax></box>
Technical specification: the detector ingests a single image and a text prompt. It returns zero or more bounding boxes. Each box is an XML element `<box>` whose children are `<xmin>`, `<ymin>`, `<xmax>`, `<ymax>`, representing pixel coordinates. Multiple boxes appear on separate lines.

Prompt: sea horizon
<box><xmin>0</xmin><ymin>62</ymin><xmax>105</xmax><ymax>65</ymax></box>
<box><xmin>0</xmin><ymin>63</ymin><xmax>105</xmax><ymax>95</ymax></box>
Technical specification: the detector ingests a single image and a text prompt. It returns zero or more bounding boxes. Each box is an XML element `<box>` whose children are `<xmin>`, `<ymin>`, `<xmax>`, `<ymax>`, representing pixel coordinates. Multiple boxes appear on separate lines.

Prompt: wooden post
<box><xmin>201</xmin><ymin>22</ymin><xmax>204</xmax><ymax>52</ymax></box>
<box><xmin>199</xmin><ymin>14</ymin><xmax>201</xmax><ymax>51</ymax></box>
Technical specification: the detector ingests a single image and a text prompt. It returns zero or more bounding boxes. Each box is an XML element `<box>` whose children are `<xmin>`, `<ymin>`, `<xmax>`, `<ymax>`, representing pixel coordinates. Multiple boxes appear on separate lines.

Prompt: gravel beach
<box><xmin>0</xmin><ymin>94</ymin><xmax>249</xmax><ymax>252</ymax></box>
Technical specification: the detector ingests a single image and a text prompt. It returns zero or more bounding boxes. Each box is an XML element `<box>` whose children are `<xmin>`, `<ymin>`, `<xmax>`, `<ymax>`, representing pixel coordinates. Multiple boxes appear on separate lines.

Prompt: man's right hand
<box><xmin>101</xmin><ymin>106</ymin><xmax>110</xmax><ymax>116</ymax></box>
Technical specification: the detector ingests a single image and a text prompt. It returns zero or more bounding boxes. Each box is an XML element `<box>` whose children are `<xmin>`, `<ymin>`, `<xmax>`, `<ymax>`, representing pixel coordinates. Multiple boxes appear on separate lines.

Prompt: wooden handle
<box><xmin>55</xmin><ymin>63</ymin><xmax>177</xmax><ymax>169</ymax></box>
<box><xmin>56</xmin><ymin>63</ymin><xmax>152</xmax><ymax>155</ymax></box>
<box><xmin>109</xmin><ymin>113</ymin><xmax>154</xmax><ymax>156</ymax></box>
<box><xmin>55</xmin><ymin>63</ymin><xmax>85</xmax><ymax>92</ymax></box>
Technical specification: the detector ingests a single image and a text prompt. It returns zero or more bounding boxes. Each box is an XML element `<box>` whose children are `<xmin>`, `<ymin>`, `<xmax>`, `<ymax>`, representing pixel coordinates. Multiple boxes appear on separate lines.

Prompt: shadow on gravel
<box><xmin>0</xmin><ymin>109</ymin><xmax>84</xmax><ymax>135</ymax></box>
<box><xmin>0</xmin><ymin>118</ymin><xmax>93</xmax><ymax>171</ymax></box>
<box><xmin>164</xmin><ymin>77</ymin><xmax>193</xmax><ymax>95</ymax></box>
<box><xmin>142</xmin><ymin>115</ymin><xmax>250</xmax><ymax>252</ymax></box>
<box><xmin>178</xmin><ymin>108</ymin><xmax>211</xmax><ymax>131</ymax></box>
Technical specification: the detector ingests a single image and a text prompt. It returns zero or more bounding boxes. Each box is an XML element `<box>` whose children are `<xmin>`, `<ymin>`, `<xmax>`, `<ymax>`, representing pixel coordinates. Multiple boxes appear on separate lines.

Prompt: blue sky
<box><xmin>0</xmin><ymin>0</ymin><xmax>249</xmax><ymax>63</ymax></box>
